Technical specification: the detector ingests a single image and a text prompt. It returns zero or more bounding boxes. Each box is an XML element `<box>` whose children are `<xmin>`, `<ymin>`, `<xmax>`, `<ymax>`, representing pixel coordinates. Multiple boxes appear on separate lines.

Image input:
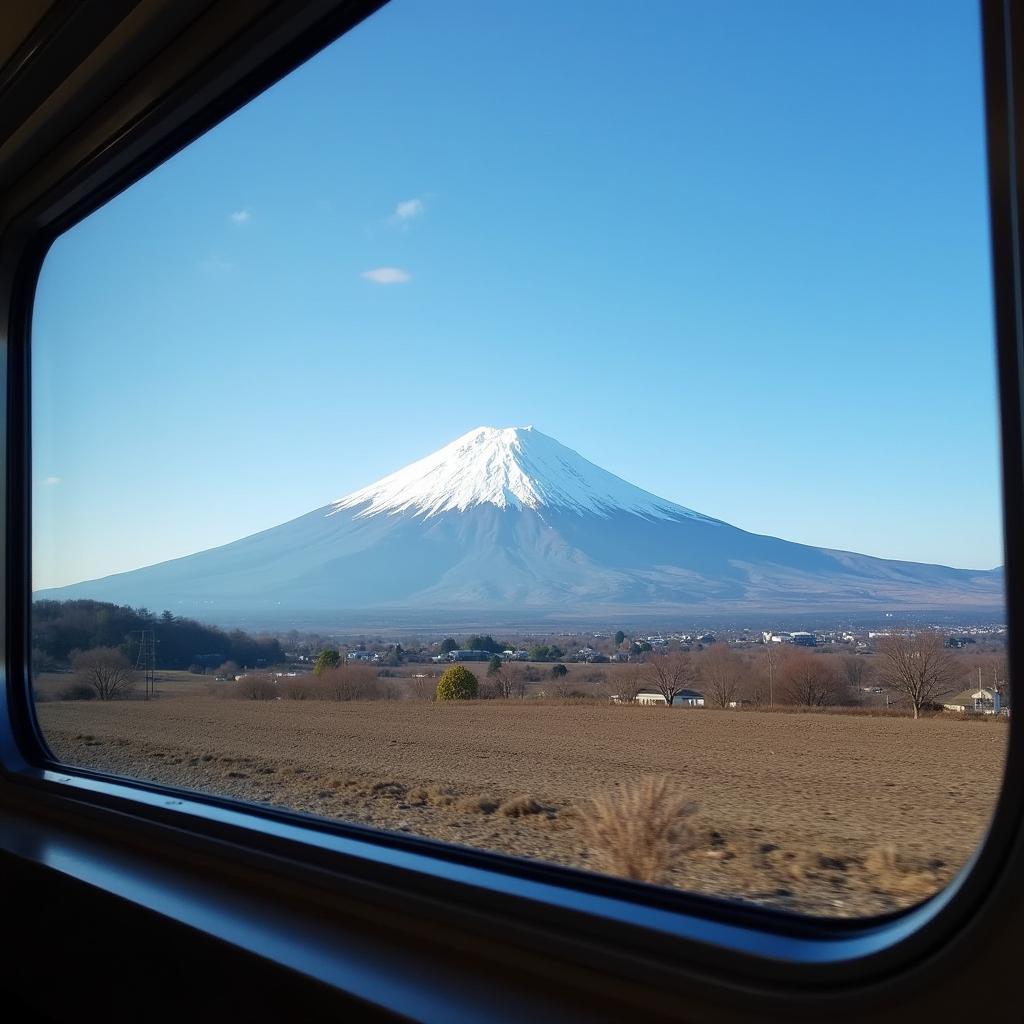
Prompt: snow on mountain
<box><xmin>331</xmin><ymin>426</ymin><xmax>713</xmax><ymax>522</ymax></box>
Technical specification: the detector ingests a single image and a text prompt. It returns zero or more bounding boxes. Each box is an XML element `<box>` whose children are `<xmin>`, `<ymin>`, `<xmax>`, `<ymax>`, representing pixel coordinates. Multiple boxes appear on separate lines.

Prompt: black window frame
<box><xmin>3</xmin><ymin>1</ymin><xmax>1024</xmax><ymax>1017</ymax></box>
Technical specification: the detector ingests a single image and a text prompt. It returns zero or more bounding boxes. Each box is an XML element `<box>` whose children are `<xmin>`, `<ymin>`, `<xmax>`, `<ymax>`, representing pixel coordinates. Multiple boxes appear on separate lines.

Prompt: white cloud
<box><xmin>390</xmin><ymin>198</ymin><xmax>424</xmax><ymax>224</ymax></box>
<box><xmin>229</xmin><ymin>209</ymin><xmax>252</xmax><ymax>224</ymax></box>
<box><xmin>361</xmin><ymin>267</ymin><xmax>411</xmax><ymax>284</ymax></box>
<box><xmin>42</xmin><ymin>476</ymin><xmax>61</xmax><ymax>487</ymax></box>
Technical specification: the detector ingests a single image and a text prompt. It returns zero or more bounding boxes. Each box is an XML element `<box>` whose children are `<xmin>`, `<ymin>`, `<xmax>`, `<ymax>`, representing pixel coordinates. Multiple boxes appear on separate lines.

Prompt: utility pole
<box><xmin>132</xmin><ymin>629</ymin><xmax>157</xmax><ymax>699</ymax></box>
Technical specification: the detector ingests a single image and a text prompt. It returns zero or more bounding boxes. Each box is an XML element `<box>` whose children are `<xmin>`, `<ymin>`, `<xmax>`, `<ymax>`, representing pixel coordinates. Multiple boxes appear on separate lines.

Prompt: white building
<box><xmin>634</xmin><ymin>691</ymin><xmax>667</xmax><ymax>705</ymax></box>
<box><xmin>673</xmin><ymin>689</ymin><xmax>705</xmax><ymax>707</ymax></box>
<box><xmin>943</xmin><ymin>688</ymin><xmax>1005</xmax><ymax>715</ymax></box>
<box><xmin>614</xmin><ymin>689</ymin><xmax>705</xmax><ymax>707</ymax></box>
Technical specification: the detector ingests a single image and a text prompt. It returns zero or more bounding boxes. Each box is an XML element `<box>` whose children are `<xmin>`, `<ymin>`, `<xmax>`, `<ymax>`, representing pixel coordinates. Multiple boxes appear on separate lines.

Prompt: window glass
<box><xmin>31</xmin><ymin>0</ymin><xmax>1007</xmax><ymax>918</ymax></box>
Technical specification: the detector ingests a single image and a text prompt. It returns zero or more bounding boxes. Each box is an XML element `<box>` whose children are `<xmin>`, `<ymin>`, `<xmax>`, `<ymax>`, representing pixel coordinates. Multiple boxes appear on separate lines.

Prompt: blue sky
<box><xmin>32</xmin><ymin>0</ymin><xmax>1002</xmax><ymax>590</ymax></box>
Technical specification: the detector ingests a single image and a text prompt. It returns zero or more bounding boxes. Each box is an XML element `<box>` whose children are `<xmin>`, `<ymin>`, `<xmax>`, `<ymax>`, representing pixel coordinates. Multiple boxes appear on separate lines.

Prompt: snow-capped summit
<box><xmin>331</xmin><ymin>425</ymin><xmax>710</xmax><ymax>521</ymax></box>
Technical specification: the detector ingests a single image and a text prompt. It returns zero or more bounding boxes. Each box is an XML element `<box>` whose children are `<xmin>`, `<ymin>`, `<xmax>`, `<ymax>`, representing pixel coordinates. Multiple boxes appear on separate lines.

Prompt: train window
<box><xmin>29</xmin><ymin>0</ymin><xmax>1008</xmax><ymax>922</ymax></box>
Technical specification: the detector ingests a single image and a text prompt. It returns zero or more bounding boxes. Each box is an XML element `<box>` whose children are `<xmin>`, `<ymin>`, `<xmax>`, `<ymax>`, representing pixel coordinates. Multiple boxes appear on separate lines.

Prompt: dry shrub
<box><xmin>406</xmin><ymin>676</ymin><xmax>437</xmax><ymax>702</ymax></box>
<box><xmin>454</xmin><ymin>794</ymin><xmax>500</xmax><ymax>815</ymax></box>
<box><xmin>280</xmin><ymin>677</ymin><xmax>321</xmax><ymax>700</ymax></box>
<box><xmin>531</xmin><ymin>693</ymin><xmax>604</xmax><ymax>706</ymax></box>
<box><xmin>755</xmin><ymin>845</ymin><xmax>808</xmax><ymax>881</ymax></box>
<box><xmin>580</xmin><ymin>776</ymin><xmax>698</xmax><ymax>884</ymax></box>
<box><xmin>227</xmin><ymin>674</ymin><xmax>278</xmax><ymax>700</ymax></box>
<box><xmin>371</xmin><ymin>780</ymin><xmax>407</xmax><ymax>797</ymax></box>
<box><xmin>498</xmin><ymin>795</ymin><xmax>544</xmax><ymax>817</ymax></box>
<box><xmin>59</xmin><ymin>683</ymin><xmax>96</xmax><ymax>701</ymax></box>
<box><xmin>863</xmin><ymin>844</ymin><xmax>939</xmax><ymax>898</ymax></box>
<box><xmin>550</xmin><ymin>688</ymin><xmax>593</xmax><ymax>705</ymax></box>
<box><xmin>408</xmin><ymin>784</ymin><xmax>456</xmax><ymax>807</ymax></box>
<box><xmin>746</xmin><ymin>704</ymin><xmax>959</xmax><ymax>720</ymax></box>
<box><xmin>318</xmin><ymin>664</ymin><xmax>380</xmax><ymax>701</ymax></box>
<box><xmin>376</xmin><ymin>679</ymin><xmax>402</xmax><ymax>701</ymax></box>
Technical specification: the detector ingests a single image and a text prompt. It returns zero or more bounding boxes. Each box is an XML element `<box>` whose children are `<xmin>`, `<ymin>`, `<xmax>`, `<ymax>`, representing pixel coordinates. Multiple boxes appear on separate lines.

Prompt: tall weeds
<box><xmin>580</xmin><ymin>776</ymin><xmax>698</xmax><ymax>884</ymax></box>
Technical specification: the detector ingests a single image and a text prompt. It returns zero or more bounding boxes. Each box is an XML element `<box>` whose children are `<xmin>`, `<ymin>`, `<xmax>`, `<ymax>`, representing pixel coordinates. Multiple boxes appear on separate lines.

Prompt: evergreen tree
<box><xmin>436</xmin><ymin>665</ymin><xmax>478</xmax><ymax>701</ymax></box>
<box><xmin>314</xmin><ymin>648</ymin><xmax>341</xmax><ymax>675</ymax></box>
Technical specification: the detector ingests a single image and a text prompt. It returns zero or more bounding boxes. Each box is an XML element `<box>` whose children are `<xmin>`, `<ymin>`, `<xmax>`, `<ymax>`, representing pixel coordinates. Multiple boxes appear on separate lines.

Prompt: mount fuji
<box><xmin>37</xmin><ymin>426</ymin><xmax>1003</xmax><ymax>621</ymax></box>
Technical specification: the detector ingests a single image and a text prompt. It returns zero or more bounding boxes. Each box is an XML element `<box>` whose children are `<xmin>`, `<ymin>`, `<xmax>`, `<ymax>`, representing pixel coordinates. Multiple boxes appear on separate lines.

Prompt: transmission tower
<box><xmin>133</xmin><ymin>629</ymin><xmax>157</xmax><ymax>699</ymax></box>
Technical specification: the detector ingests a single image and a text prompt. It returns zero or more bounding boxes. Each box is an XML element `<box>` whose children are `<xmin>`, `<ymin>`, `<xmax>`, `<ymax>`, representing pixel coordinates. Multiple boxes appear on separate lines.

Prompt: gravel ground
<box><xmin>35</xmin><ymin>695</ymin><xmax>1008</xmax><ymax>917</ymax></box>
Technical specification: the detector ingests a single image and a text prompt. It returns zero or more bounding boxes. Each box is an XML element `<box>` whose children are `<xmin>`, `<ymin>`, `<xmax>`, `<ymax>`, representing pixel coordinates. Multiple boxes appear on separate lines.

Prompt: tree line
<box><xmin>32</xmin><ymin>599</ymin><xmax>284</xmax><ymax>673</ymax></box>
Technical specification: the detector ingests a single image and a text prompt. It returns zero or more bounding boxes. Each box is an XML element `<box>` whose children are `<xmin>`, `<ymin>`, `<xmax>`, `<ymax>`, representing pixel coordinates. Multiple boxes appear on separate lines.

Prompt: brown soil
<box><xmin>35</xmin><ymin>693</ymin><xmax>1008</xmax><ymax>918</ymax></box>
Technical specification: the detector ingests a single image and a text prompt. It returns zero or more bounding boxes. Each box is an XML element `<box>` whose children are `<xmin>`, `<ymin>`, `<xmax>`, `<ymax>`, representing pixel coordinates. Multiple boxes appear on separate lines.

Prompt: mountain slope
<box><xmin>36</xmin><ymin>426</ymin><xmax>1004</xmax><ymax>619</ymax></box>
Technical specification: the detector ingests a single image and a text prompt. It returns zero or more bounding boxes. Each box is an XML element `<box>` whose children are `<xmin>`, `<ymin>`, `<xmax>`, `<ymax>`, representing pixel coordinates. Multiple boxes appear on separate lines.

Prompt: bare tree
<box><xmin>406</xmin><ymin>675</ymin><xmax>436</xmax><ymax>702</ymax></box>
<box><xmin>964</xmin><ymin>653</ymin><xmax>1010</xmax><ymax>705</ymax></box>
<box><xmin>551</xmin><ymin>680</ymin><xmax>585</xmax><ymax>702</ymax></box>
<box><xmin>608</xmin><ymin>666</ymin><xmax>643</xmax><ymax>703</ymax></box>
<box><xmin>988</xmin><ymin>653</ymin><xmax>1010</xmax><ymax>705</ymax></box>
<box><xmin>763</xmin><ymin>642</ymin><xmax>780</xmax><ymax>707</ymax></box>
<box><xmin>779</xmin><ymin>653</ymin><xmax>840</xmax><ymax>707</ymax></box>
<box><xmin>319</xmin><ymin>663</ymin><xmax>377</xmax><ymax>700</ymax></box>
<box><xmin>499</xmin><ymin>666</ymin><xmax>516</xmax><ymax>699</ymax></box>
<box><xmin>838</xmin><ymin>654</ymin><xmax>873</xmax><ymax>695</ymax></box>
<box><xmin>71</xmin><ymin>647</ymin><xmax>136</xmax><ymax>701</ymax></box>
<box><xmin>510</xmin><ymin>663</ymin><xmax>529</xmax><ymax>699</ymax></box>
<box><xmin>231</xmin><ymin>673</ymin><xmax>278</xmax><ymax>700</ymax></box>
<box><xmin>492</xmin><ymin>662</ymin><xmax>528</xmax><ymax>699</ymax></box>
<box><xmin>875</xmin><ymin>631</ymin><xmax>959</xmax><ymax>719</ymax></box>
<box><xmin>699</xmin><ymin>646</ymin><xmax>743</xmax><ymax>709</ymax></box>
<box><xmin>738</xmin><ymin>654</ymin><xmax>769</xmax><ymax>706</ymax></box>
<box><xmin>641</xmin><ymin>652</ymin><xmax>695</xmax><ymax>707</ymax></box>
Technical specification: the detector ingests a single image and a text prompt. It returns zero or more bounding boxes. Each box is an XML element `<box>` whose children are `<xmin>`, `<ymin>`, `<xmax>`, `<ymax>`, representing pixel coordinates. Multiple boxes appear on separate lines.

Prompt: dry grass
<box><xmin>863</xmin><ymin>844</ymin><xmax>940</xmax><ymax>898</ymax></box>
<box><xmin>370</xmin><ymin>779</ymin><xmax>407</xmax><ymax>797</ymax></box>
<box><xmin>580</xmin><ymin>776</ymin><xmax>698</xmax><ymax>884</ymax></box>
<box><xmin>454</xmin><ymin>794</ymin><xmax>500</xmax><ymax>815</ymax></box>
<box><xmin>498</xmin><ymin>795</ymin><xmax>545</xmax><ymax>817</ymax></box>
<box><xmin>743</xmin><ymin>704</ymin><xmax>950</xmax><ymax>720</ymax></box>
<box><xmin>408</xmin><ymin>784</ymin><xmax>456</xmax><ymax>808</ymax></box>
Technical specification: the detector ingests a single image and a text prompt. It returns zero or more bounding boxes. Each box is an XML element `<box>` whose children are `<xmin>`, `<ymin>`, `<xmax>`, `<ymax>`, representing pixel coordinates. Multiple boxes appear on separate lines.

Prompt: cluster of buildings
<box><xmin>431</xmin><ymin>649</ymin><xmax>532</xmax><ymax>664</ymax></box>
<box><xmin>611</xmin><ymin>690</ymin><xmax>706</xmax><ymax>707</ymax></box>
<box><xmin>761</xmin><ymin>631</ymin><xmax>818</xmax><ymax>647</ymax></box>
<box><xmin>610</xmin><ymin>685</ymin><xmax>1010</xmax><ymax>716</ymax></box>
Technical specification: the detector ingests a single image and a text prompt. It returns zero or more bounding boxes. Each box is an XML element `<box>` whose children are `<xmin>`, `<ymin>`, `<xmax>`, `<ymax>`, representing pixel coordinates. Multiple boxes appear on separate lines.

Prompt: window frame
<box><xmin>3</xmin><ymin>0</ymin><xmax>1024</xmax><ymax>1016</ymax></box>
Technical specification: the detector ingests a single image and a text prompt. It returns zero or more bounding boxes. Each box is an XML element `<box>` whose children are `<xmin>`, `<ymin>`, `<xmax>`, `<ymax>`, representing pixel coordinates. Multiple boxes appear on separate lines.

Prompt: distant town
<box><xmin>274</xmin><ymin>618</ymin><xmax>1010</xmax><ymax>717</ymax></box>
<box><xmin>285</xmin><ymin>621</ymin><xmax>1008</xmax><ymax>665</ymax></box>
<box><xmin>31</xmin><ymin>599</ymin><xmax>1010</xmax><ymax>717</ymax></box>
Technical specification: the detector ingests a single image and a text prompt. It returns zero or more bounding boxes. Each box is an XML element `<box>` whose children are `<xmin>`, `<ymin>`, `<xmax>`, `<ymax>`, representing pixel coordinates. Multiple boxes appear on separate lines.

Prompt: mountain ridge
<box><xmin>36</xmin><ymin>426</ymin><xmax>1004</xmax><ymax>619</ymax></box>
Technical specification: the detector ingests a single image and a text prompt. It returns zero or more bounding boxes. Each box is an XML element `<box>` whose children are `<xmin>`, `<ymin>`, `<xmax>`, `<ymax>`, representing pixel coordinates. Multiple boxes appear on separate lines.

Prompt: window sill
<box><xmin>1</xmin><ymin>762</ymin><xmax>1018</xmax><ymax>1021</ymax></box>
